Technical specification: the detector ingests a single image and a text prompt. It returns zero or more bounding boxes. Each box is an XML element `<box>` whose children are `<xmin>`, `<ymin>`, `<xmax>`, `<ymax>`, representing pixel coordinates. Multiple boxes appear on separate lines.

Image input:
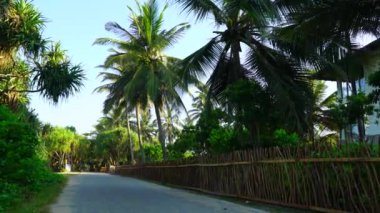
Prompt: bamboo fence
<box><xmin>116</xmin><ymin>145</ymin><xmax>380</xmax><ymax>213</ymax></box>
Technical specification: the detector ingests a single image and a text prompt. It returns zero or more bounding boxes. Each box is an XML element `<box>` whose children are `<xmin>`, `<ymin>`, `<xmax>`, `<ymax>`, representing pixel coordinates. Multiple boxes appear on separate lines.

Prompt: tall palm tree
<box><xmin>94</xmin><ymin>0</ymin><xmax>191</xmax><ymax>160</ymax></box>
<box><xmin>174</xmin><ymin>0</ymin><xmax>311</xmax><ymax>133</ymax></box>
<box><xmin>95</xmin><ymin>64</ymin><xmax>144</xmax><ymax>163</ymax></box>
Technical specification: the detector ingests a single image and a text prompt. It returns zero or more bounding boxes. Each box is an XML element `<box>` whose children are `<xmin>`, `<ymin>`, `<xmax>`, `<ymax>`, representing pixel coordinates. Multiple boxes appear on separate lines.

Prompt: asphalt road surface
<box><xmin>51</xmin><ymin>173</ymin><xmax>282</xmax><ymax>213</ymax></box>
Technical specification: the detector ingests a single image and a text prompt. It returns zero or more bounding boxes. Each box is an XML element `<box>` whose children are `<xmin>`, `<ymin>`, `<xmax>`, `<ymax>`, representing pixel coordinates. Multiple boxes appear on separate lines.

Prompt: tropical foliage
<box><xmin>0</xmin><ymin>1</ymin><xmax>84</xmax><ymax>211</ymax></box>
<box><xmin>0</xmin><ymin>106</ymin><xmax>63</xmax><ymax>211</ymax></box>
<box><xmin>94</xmin><ymin>0</ymin><xmax>192</xmax><ymax>160</ymax></box>
<box><xmin>2</xmin><ymin>2</ymin><xmax>380</xmax><ymax>211</ymax></box>
<box><xmin>88</xmin><ymin>0</ymin><xmax>380</xmax><ymax>163</ymax></box>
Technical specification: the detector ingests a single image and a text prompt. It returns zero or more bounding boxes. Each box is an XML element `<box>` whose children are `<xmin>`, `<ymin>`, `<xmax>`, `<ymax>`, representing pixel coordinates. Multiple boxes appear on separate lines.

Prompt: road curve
<box><xmin>51</xmin><ymin>173</ymin><xmax>275</xmax><ymax>213</ymax></box>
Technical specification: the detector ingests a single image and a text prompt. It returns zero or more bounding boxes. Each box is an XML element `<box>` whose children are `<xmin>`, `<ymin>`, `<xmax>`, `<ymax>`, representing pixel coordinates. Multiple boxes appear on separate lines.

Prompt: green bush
<box><xmin>272</xmin><ymin>129</ymin><xmax>300</xmax><ymax>147</ymax></box>
<box><xmin>168</xmin><ymin>125</ymin><xmax>198</xmax><ymax>160</ymax></box>
<box><xmin>0</xmin><ymin>106</ymin><xmax>62</xmax><ymax>210</ymax></box>
<box><xmin>143</xmin><ymin>143</ymin><xmax>163</xmax><ymax>162</ymax></box>
<box><xmin>208</xmin><ymin>127</ymin><xmax>238</xmax><ymax>154</ymax></box>
<box><xmin>0</xmin><ymin>181</ymin><xmax>21</xmax><ymax>212</ymax></box>
<box><xmin>0</xmin><ymin>106</ymin><xmax>39</xmax><ymax>183</ymax></box>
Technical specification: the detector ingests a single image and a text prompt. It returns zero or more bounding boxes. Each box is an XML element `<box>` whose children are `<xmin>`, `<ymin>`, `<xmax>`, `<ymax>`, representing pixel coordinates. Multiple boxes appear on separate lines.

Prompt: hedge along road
<box><xmin>51</xmin><ymin>173</ymin><xmax>296</xmax><ymax>213</ymax></box>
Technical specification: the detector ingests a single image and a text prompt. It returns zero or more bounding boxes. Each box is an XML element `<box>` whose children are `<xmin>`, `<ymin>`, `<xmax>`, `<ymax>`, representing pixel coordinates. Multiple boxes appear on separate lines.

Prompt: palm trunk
<box><xmin>168</xmin><ymin>131</ymin><xmax>173</xmax><ymax>145</ymax></box>
<box><xmin>308</xmin><ymin>108</ymin><xmax>315</xmax><ymax>144</ymax></box>
<box><xmin>249</xmin><ymin>123</ymin><xmax>260</xmax><ymax>146</ymax></box>
<box><xmin>125</xmin><ymin>110</ymin><xmax>135</xmax><ymax>165</ymax></box>
<box><xmin>231</xmin><ymin>42</ymin><xmax>243</xmax><ymax>81</ymax></box>
<box><xmin>337</xmin><ymin>81</ymin><xmax>347</xmax><ymax>144</ymax></box>
<box><xmin>154</xmin><ymin>101</ymin><xmax>167</xmax><ymax>160</ymax></box>
<box><xmin>135</xmin><ymin>106</ymin><xmax>145</xmax><ymax>163</ymax></box>
<box><xmin>256</xmin><ymin>123</ymin><xmax>261</xmax><ymax>145</ymax></box>
<box><xmin>345</xmin><ymin>81</ymin><xmax>353</xmax><ymax>144</ymax></box>
<box><xmin>167</xmin><ymin>120</ymin><xmax>173</xmax><ymax>145</ymax></box>
<box><xmin>165</xmin><ymin>102</ymin><xmax>173</xmax><ymax>145</ymax></box>
<box><xmin>351</xmin><ymin>81</ymin><xmax>366</xmax><ymax>143</ymax></box>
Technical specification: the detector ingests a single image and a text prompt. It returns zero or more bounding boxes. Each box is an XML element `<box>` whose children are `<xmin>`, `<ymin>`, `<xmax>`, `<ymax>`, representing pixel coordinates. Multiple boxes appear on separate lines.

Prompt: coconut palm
<box><xmin>189</xmin><ymin>84</ymin><xmax>208</xmax><ymax>123</ymax></box>
<box><xmin>162</xmin><ymin>102</ymin><xmax>182</xmax><ymax>145</ymax></box>
<box><xmin>94</xmin><ymin>106</ymin><xmax>137</xmax><ymax>164</ymax></box>
<box><xmin>129</xmin><ymin>109</ymin><xmax>157</xmax><ymax>143</ymax></box>
<box><xmin>174</xmin><ymin>0</ymin><xmax>311</xmax><ymax>133</ymax></box>
<box><xmin>95</xmin><ymin>64</ymin><xmax>144</xmax><ymax>163</ymax></box>
<box><xmin>307</xmin><ymin>81</ymin><xmax>338</xmax><ymax>142</ymax></box>
<box><xmin>94</xmin><ymin>0</ymin><xmax>191</xmax><ymax>160</ymax></box>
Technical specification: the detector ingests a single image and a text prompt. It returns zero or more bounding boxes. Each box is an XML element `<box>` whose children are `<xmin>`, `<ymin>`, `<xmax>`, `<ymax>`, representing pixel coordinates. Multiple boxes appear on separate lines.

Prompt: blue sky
<box><xmin>30</xmin><ymin>0</ymin><xmax>215</xmax><ymax>134</ymax></box>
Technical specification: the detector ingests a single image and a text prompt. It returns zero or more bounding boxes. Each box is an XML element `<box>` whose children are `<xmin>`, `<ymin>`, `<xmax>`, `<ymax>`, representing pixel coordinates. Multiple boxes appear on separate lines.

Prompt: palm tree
<box><xmin>129</xmin><ymin>109</ymin><xmax>157</xmax><ymax>143</ymax></box>
<box><xmin>162</xmin><ymin>102</ymin><xmax>182</xmax><ymax>145</ymax></box>
<box><xmin>94</xmin><ymin>113</ymin><xmax>120</xmax><ymax>133</ymax></box>
<box><xmin>189</xmin><ymin>84</ymin><xmax>208</xmax><ymax>123</ymax></box>
<box><xmin>95</xmin><ymin>107</ymin><xmax>136</xmax><ymax>165</ymax></box>
<box><xmin>124</xmin><ymin>106</ymin><xmax>135</xmax><ymax>164</ymax></box>
<box><xmin>94</xmin><ymin>0</ymin><xmax>191</xmax><ymax>160</ymax></box>
<box><xmin>95</xmin><ymin>64</ymin><xmax>144</xmax><ymax>163</ymax></box>
<box><xmin>174</xmin><ymin>0</ymin><xmax>311</xmax><ymax>133</ymax></box>
<box><xmin>308</xmin><ymin>81</ymin><xmax>338</xmax><ymax>142</ymax></box>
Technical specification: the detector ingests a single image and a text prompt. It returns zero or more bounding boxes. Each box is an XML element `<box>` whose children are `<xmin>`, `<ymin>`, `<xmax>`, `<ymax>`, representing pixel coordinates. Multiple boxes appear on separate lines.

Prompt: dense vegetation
<box><xmin>1</xmin><ymin>0</ymin><xmax>380</xmax><ymax>210</ymax></box>
<box><xmin>88</xmin><ymin>0</ymin><xmax>380</xmax><ymax>165</ymax></box>
<box><xmin>0</xmin><ymin>0</ymin><xmax>84</xmax><ymax>211</ymax></box>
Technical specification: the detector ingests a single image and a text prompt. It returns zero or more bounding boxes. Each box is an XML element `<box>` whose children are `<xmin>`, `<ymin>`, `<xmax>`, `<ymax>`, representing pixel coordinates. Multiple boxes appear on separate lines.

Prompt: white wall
<box><xmin>363</xmin><ymin>56</ymin><xmax>380</xmax><ymax>136</ymax></box>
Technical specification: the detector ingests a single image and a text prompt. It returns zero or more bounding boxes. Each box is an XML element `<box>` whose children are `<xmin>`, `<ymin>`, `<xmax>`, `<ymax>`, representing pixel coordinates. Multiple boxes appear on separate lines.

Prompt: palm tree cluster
<box><xmin>95</xmin><ymin>0</ymin><xmax>191</xmax><ymax>161</ymax></box>
<box><xmin>95</xmin><ymin>0</ymin><xmax>380</xmax><ymax>161</ymax></box>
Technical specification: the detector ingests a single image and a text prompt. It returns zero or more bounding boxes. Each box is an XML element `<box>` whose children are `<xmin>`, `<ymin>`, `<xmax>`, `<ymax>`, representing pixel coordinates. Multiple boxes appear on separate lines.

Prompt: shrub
<box><xmin>272</xmin><ymin>129</ymin><xmax>300</xmax><ymax>147</ymax></box>
<box><xmin>0</xmin><ymin>106</ymin><xmax>62</xmax><ymax>210</ymax></box>
<box><xmin>208</xmin><ymin>127</ymin><xmax>237</xmax><ymax>154</ymax></box>
<box><xmin>168</xmin><ymin>125</ymin><xmax>199</xmax><ymax>160</ymax></box>
<box><xmin>144</xmin><ymin>143</ymin><xmax>163</xmax><ymax>162</ymax></box>
<box><xmin>0</xmin><ymin>181</ymin><xmax>21</xmax><ymax>212</ymax></box>
<box><xmin>0</xmin><ymin>106</ymin><xmax>39</xmax><ymax>184</ymax></box>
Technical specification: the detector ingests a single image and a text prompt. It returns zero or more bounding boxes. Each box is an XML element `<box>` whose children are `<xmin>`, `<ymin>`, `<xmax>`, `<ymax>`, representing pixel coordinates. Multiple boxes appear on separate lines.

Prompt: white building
<box><xmin>357</xmin><ymin>39</ymin><xmax>380</xmax><ymax>144</ymax></box>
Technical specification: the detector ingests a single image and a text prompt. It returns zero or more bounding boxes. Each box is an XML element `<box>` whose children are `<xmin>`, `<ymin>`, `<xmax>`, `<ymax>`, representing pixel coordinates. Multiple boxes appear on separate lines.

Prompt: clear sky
<box><xmin>30</xmin><ymin>0</ymin><xmax>374</xmax><ymax>134</ymax></box>
<box><xmin>30</xmin><ymin>0</ymin><xmax>215</xmax><ymax>134</ymax></box>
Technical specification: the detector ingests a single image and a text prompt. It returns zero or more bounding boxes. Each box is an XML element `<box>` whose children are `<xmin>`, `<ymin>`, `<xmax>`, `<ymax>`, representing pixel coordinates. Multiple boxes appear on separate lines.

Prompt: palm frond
<box><xmin>181</xmin><ymin>37</ymin><xmax>223</xmax><ymax>84</ymax></box>
<box><xmin>173</xmin><ymin>0</ymin><xmax>225</xmax><ymax>24</ymax></box>
<box><xmin>105</xmin><ymin>22</ymin><xmax>137</xmax><ymax>41</ymax></box>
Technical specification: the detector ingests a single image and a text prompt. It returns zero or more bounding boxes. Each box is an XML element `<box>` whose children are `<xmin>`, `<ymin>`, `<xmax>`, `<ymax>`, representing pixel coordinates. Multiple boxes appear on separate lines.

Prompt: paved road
<box><xmin>51</xmin><ymin>173</ymin><xmax>277</xmax><ymax>213</ymax></box>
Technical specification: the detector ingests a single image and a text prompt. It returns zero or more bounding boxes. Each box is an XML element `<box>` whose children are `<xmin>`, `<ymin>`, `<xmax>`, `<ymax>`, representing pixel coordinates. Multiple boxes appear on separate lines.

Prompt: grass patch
<box><xmin>7</xmin><ymin>175</ymin><xmax>69</xmax><ymax>213</ymax></box>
